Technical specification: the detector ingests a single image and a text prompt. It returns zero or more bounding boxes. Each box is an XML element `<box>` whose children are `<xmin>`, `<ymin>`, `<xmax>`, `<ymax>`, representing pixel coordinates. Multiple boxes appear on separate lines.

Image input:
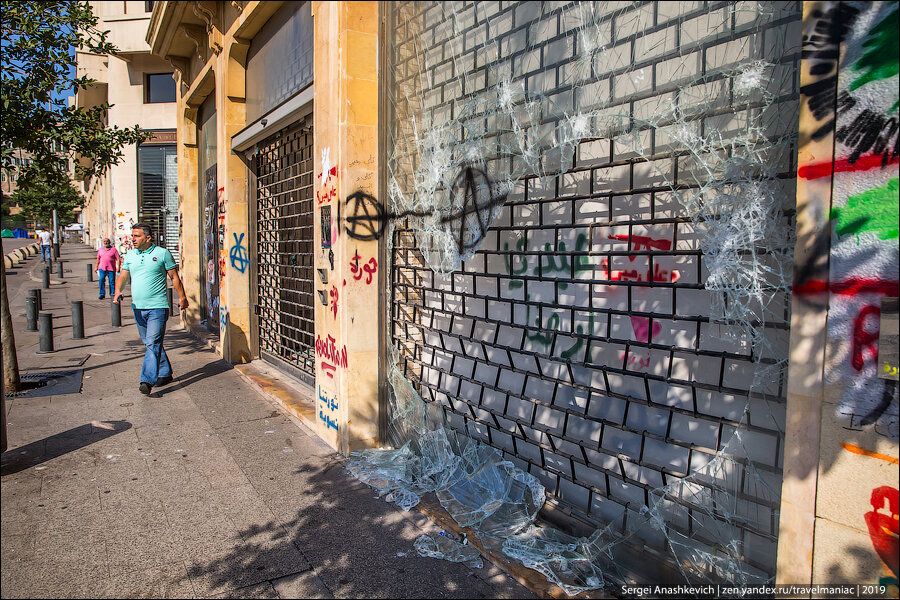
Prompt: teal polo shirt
<box><xmin>122</xmin><ymin>244</ymin><xmax>176</xmax><ymax>309</ymax></box>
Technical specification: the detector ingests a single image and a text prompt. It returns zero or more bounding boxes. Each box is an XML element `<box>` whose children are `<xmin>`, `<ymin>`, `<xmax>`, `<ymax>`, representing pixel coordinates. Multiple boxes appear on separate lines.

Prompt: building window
<box><xmin>145</xmin><ymin>1</ymin><xmax>154</xmax><ymax>12</ymax></box>
<box><xmin>137</xmin><ymin>143</ymin><xmax>178</xmax><ymax>259</ymax></box>
<box><xmin>145</xmin><ymin>73</ymin><xmax>176</xmax><ymax>104</ymax></box>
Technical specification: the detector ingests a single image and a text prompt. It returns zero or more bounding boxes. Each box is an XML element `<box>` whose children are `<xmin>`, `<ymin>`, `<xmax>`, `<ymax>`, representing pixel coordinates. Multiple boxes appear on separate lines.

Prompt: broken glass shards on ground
<box><xmin>360</xmin><ymin>1</ymin><xmax>796</xmax><ymax>595</ymax></box>
<box><xmin>414</xmin><ymin>533</ymin><xmax>484</xmax><ymax>569</ymax></box>
<box><xmin>349</xmin><ymin>366</ymin><xmax>608</xmax><ymax>596</ymax></box>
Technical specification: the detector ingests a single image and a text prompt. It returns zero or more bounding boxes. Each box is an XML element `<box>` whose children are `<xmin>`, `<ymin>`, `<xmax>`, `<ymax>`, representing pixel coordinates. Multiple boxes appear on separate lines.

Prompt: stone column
<box><xmin>217</xmin><ymin>38</ymin><xmax>252</xmax><ymax>364</ymax></box>
<box><xmin>178</xmin><ymin>100</ymin><xmax>202</xmax><ymax>328</ymax></box>
<box><xmin>312</xmin><ymin>1</ymin><xmax>380</xmax><ymax>454</ymax></box>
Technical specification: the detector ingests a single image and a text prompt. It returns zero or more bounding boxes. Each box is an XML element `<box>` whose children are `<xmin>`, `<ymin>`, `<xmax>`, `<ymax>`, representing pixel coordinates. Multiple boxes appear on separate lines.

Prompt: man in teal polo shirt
<box><xmin>114</xmin><ymin>223</ymin><xmax>189</xmax><ymax>395</ymax></box>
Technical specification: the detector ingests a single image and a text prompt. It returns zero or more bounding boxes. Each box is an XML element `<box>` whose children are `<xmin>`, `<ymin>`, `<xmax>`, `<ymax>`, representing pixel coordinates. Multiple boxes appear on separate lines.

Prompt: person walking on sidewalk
<box><xmin>95</xmin><ymin>237</ymin><xmax>121</xmax><ymax>300</ymax></box>
<box><xmin>38</xmin><ymin>227</ymin><xmax>52</xmax><ymax>263</ymax></box>
<box><xmin>113</xmin><ymin>223</ymin><xmax>189</xmax><ymax>396</ymax></box>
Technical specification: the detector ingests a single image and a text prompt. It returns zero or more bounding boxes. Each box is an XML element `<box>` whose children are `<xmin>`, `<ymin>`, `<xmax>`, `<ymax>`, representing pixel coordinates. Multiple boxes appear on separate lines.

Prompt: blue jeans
<box><xmin>98</xmin><ymin>269</ymin><xmax>115</xmax><ymax>298</ymax></box>
<box><xmin>133</xmin><ymin>308</ymin><xmax>172</xmax><ymax>386</ymax></box>
<box><xmin>41</xmin><ymin>245</ymin><xmax>51</xmax><ymax>262</ymax></box>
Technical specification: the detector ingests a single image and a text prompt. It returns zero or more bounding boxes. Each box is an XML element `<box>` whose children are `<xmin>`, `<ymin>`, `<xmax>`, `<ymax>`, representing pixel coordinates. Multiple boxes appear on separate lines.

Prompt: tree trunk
<box><xmin>1</xmin><ymin>258</ymin><xmax>21</xmax><ymax>393</ymax></box>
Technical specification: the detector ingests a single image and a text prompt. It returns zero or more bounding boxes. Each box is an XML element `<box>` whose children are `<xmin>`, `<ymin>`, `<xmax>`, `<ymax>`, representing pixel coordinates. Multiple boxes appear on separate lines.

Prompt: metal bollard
<box><xmin>26</xmin><ymin>296</ymin><xmax>38</xmax><ymax>332</ymax></box>
<box><xmin>57</xmin><ymin>260</ymin><xmax>65</xmax><ymax>278</ymax></box>
<box><xmin>86</xmin><ymin>264</ymin><xmax>94</xmax><ymax>281</ymax></box>
<box><xmin>28</xmin><ymin>289</ymin><xmax>42</xmax><ymax>312</ymax></box>
<box><xmin>72</xmin><ymin>301</ymin><xmax>85</xmax><ymax>339</ymax></box>
<box><xmin>38</xmin><ymin>312</ymin><xmax>54</xmax><ymax>353</ymax></box>
<box><xmin>52</xmin><ymin>242</ymin><xmax>60</xmax><ymax>259</ymax></box>
<box><xmin>42</xmin><ymin>266</ymin><xmax>50</xmax><ymax>288</ymax></box>
<box><xmin>167</xmin><ymin>287</ymin><xmax>174</xmax><ymax>316</ymax></box>
<box><xmin>111</xmin><ymin>299</ymin><xmax>122</xmax><ymax>327</ymax></box>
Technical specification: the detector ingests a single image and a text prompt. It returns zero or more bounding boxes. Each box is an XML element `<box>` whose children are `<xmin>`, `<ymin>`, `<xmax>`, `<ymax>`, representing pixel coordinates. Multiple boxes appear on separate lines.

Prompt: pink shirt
<box><xmin>97</xmin><ymin>247</ymin><xmax>121</xmax><ymax>272</ymax></box>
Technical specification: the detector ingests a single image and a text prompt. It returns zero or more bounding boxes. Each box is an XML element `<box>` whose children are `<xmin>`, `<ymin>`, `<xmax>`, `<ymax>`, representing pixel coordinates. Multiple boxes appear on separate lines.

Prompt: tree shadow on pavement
<box><xmin>183</xmin><ymin>456</ymin><xmax>527</xmax><ymax>599</ymax></box>
<box><xmin>1</xmin><ymin>420</ymin><xmax>132</xmax><ymax>476</ymax></box>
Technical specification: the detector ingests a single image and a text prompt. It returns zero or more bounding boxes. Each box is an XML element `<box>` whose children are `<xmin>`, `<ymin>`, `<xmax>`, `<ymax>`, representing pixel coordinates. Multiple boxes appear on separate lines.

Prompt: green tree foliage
<box><xmin>1</xmin><ymin>1</ymin><xmax>149</xmax><ymax>187</ymax></box>
<box><xmin>9</xmin><ymin>173</ymin><xmax>83</xmax><ymax>227</ymax></box>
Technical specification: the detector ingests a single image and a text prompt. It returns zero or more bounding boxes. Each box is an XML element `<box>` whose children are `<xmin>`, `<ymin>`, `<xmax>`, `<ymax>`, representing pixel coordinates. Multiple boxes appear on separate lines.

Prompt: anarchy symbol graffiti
<box><xmin>229</xmin><ymin>232</ymin><xmax>251</xmax><ymax>274</ymax></box>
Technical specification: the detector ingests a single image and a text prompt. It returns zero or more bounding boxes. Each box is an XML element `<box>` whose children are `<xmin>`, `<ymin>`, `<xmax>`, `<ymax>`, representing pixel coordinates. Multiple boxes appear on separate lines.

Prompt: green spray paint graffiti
<box><xmin>503</xmin><ymin>233</ymin><xmax>594</xmax><ymax>290</ymax></box>
<box><xmin>522</xmin><ymin>293</ymin><xmax>596</xmax><ymax>359</ymax></box>
<box><xmin>831</xmin><ymin>178</ymin><xmax>900</xmax><ymax>242</ymax></box>
<box><xmin>850</xmin><ymin>3</ymin><xmax>899</xmax><ymax>110</ymax></box>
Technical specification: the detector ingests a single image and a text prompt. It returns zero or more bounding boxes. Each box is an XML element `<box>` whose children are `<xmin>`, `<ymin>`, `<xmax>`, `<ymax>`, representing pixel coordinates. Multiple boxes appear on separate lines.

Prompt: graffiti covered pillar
<box><xmin>312</xmin><ymin>1</ymin><xmax>380</xmax><ymax>453</ymax></box>
<box><xmin>178</xmin><ymin>99</ymin><xmax>202</xmax><ymax>328</ymax></box>
<box><xmin>780</xmin><ymin>1</ymin><xmax>899</xmax><ymax>591</ymax></box>
<box><xmin>218</xmin><ymin>38</ymin><xmax>251</xmax><ymax>364</ymax></box>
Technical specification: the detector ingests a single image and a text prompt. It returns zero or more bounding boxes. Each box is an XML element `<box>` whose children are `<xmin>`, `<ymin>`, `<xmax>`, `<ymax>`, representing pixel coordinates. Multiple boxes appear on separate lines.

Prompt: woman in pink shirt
<box><xmin>95</xmin><ymin>237</ymin><xmax>121</xmax><ymax>299</ymax></box>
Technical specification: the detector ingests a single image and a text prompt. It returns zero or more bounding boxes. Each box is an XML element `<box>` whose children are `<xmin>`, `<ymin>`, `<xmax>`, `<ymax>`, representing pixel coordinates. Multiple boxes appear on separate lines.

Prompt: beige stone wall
<box><xmin>77</xmin><ymin>2</ymin><xmax>176</xmax><ymax>251</ymax></box>
<box><xmin>169</xmin><ymin>1</ymin><xmax>294</xmax><ymax>367</ymax></box>
<box><xmin>311</xmin><ymin>1</ymin><xmax>380</xmax><ymax>453</ymax></box>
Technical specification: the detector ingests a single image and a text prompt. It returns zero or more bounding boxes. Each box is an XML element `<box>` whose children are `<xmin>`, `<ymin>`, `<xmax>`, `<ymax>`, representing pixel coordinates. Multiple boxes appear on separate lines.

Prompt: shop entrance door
<box><xmin>254</xmin><ymin>115</ymin><xmax>316</xmax><ymax>385</ymax></box>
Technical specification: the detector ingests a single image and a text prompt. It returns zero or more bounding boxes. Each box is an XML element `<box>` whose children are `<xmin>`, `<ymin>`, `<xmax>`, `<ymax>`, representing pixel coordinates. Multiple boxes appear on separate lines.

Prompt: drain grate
<box><xmin>4</xmin><ymin>370</ymin><xmax>84</xmax><ymax>398</ymax></box>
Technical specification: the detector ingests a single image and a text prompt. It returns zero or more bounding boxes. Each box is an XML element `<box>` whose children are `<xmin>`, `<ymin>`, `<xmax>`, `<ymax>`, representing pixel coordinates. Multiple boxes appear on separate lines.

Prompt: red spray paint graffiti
<box><xmin>603</xmin><ymin>234</ymin><xmax>680</xmax><ymax>283</ymax></box>
<box><xmin>852</xmin><ymin>304</ymin><xmax>881</xmax><ymax>372</ymax></box>
<box><xmin>316</xmin><ymin>334</ymin><xmax>348</xmax><ymax>378</ymax></box>
<box><xmin>865</xmin><ymin>486</ymin><xmax>899</xmax><ymax>583</ymax></box>
<box><xmin>317</xmin><ymin>147</ymin><xmax>338</xmax><ymax>206</ymax></box>
<box><xmin>607</xmin><ymin>234</ymin><xmax>673</xmax><ymax>253</ymax></box>
<box><xmin>794</xmin><ymin>278</ymin><xmax>900</xmax><ymax>297</ymax></box>
<box><xmin>798</xmin><ymin>153</ymin><xmax>900</xmax><ymax>180</ymax></box>
<box><xmin>329</xmin><ymin>285</ymin><xmax>339</xmax><ymax>319</ymax></box>
<box><xmin>350</xmin><ymin>251</ymin><xmax>378</xmax><ymax>284</ymax></box>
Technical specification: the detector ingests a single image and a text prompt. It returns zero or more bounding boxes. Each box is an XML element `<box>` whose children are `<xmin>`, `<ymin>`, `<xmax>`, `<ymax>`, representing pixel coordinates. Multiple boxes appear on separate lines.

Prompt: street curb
<box><xmin>234</xmin><ymin>361</ymin><xmax>318</xmax><ymax>433</ymax></box>
<box><xmin>3</xmin><ymin>241</ymin><xmax>39</xmax><ymax>269</ymax></box>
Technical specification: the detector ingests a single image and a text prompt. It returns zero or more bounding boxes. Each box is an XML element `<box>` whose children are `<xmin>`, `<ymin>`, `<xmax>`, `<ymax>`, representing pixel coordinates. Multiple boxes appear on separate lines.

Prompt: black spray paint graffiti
<box><xmin>441</xmin><ymin>167</ymin><xmax>509</xmax><ymax>255</ymax></box>
<box><xmin>800</xmin><ymin>2</ymin><xmax>861</xmax><ymax>140</ymax></box>
<box><xmin>835</xmin><ymin>96</ymin><xmax>900</xmax><ymax>166</ymax></box>
<box><xmin>344</xmin><ymin>166</ymin><xmax>508</xmax><ymax>255</ymax></box>
<box><xmin>800</xmin><ymin>3</ymin><xmax>899</xmax><ymax>165</ymax></box>
<box><xmin>861</xmin><ymin>379</ymin><xmax>899</xmax><ymax>429</ymax></box>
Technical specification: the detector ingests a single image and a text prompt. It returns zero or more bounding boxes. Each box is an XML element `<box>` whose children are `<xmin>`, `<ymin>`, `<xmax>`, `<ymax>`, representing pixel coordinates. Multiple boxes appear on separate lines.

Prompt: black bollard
<box><xmin>167</xmin><ymin>287</ymin><xmax>174</xmax><ymax>316</ymax></box>
<box><xmin>38</xmin><ymin>312</ymin><xmax>54</xmax><ymax>353</ymax></box>
<box><xmin>111</xmin><ymin>299</ymin><xmax>121</xmax><ymax>327</ymax></box>
<box><xmin>42</xmin><ymin>266</ymin><xmax>50</xmax><ymax>288</ymax></box>
<box><xmin>86</xmin><ymin>264</ymin><xmax>94</xmax><ymax>281</ymax></box>
<box><xmin>52</xmin><ymin>242</ymin><xmax>60</xmax><ymax>259</ymax></box>
<box><xmin>72</xmin><ymin>301</ymin><xmax>84</xmax><ymax>339</ymax></box>
<box><xmin>57</xmin><ymin>260</ymin><xmax>65</xmax><ymax>278</ymax></box>
<box><xmin>28</xmin><ymin>289</ymin><xmax>42</xmax><ymax>312</ymax></box>
<box><xmin>26</xmin><ymin>296</ymin><xmax>38</xmax><ymax>332</ymax></box>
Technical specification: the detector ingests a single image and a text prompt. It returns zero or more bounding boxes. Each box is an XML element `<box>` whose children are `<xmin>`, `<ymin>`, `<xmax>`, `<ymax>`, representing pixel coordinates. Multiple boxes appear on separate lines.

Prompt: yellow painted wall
<box><xmin>312</xmin><ymin>1</ymin><xmax>380</xmax><ymax>453</ymax></box>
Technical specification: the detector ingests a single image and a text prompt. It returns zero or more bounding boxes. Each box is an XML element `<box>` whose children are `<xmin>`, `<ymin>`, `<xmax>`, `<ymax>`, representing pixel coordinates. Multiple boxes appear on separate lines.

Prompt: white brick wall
<box><xmin>389</xmin><ymin>0</ymin><xmax>801</xmax><ymax>580</ymax></box>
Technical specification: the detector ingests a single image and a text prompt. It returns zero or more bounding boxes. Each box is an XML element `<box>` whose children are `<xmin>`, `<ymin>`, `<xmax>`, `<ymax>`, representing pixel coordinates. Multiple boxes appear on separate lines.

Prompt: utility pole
<box><xmin>52</xmin><ymin>208</ymin><xmax>60</xmax><ymax>259</ymax></box>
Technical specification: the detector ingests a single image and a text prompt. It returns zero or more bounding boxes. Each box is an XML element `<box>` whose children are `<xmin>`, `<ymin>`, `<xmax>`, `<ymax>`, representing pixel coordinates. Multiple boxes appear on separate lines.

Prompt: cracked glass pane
<box><xmin>347</xmin><ymin>1</ymin><xmax>801</xmax><ymax>594</ymax></box>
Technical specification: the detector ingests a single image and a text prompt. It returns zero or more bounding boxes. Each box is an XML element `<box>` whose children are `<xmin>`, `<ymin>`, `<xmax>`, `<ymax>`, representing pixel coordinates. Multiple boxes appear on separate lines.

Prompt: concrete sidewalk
<box><xmin>1</xmin><ymin>244</ymin><xmax>533</xmax><ymax>599</ymax></box>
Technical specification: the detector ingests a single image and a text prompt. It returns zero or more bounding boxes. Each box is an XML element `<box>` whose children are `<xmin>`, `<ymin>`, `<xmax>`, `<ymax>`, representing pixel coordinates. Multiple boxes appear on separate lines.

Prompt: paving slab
<box><xmin>1</xmin><ymin>243</ymin><xmax>535</xmax><ymax>599</ymax></box>
<box><xmin>104</xmin><ymin>561</ymin><xmax>197</xmax><ymax>599</ymax></box>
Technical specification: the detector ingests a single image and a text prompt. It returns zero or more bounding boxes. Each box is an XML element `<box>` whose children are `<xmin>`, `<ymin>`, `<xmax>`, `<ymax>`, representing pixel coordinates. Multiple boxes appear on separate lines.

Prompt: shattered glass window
<box><xmin>348</xmin><ymin>2</ymin><xmax>801</xmax><ymax>593</ymax></box>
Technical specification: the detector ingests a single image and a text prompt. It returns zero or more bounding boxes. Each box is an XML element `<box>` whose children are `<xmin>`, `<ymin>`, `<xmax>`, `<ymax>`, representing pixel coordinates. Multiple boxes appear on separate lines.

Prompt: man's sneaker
<box><xmin>99</xmin><ymin>295</ymin><xmax>105</xmax><ymax>300</ymax></box>
<box><xmin>156</xmin><ymin>375</ymin><xmax>173</xmax><ymax>386</ymax></box>
<box><xmin>139</xmin><ymin>382</ymin><xmax>152</xmax><ymax>395</ymax></box>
